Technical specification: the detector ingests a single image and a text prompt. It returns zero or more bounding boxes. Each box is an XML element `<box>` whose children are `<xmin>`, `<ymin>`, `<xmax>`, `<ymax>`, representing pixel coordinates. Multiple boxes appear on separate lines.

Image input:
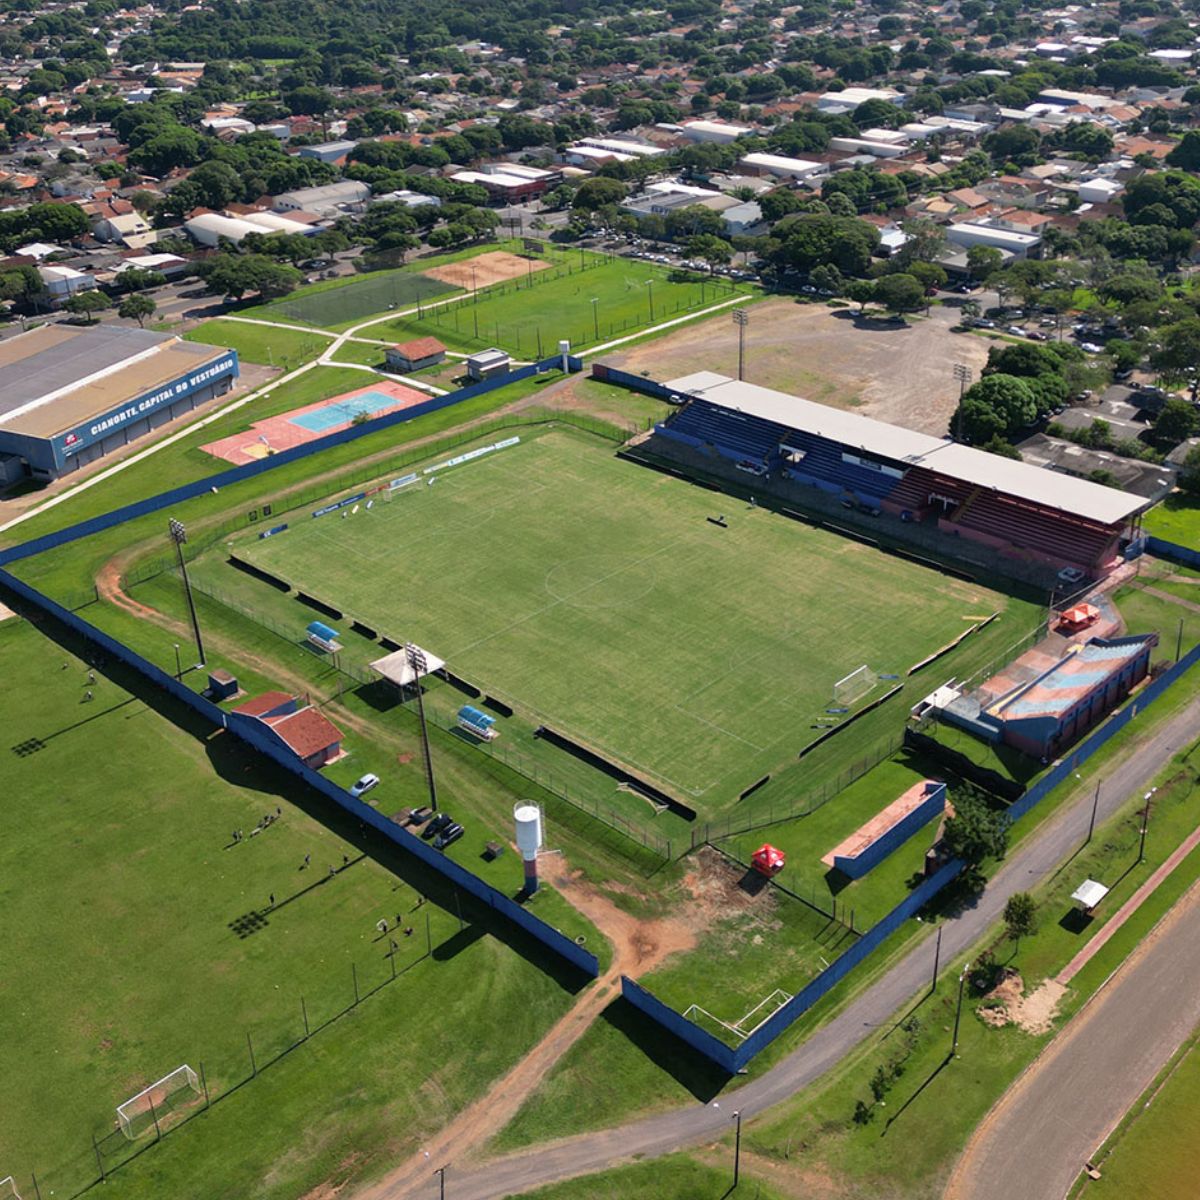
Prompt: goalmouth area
<box><xmin>215</xmin><ymin>425</ymin><xmax>1031</xmax><ymax>812</ymax></box>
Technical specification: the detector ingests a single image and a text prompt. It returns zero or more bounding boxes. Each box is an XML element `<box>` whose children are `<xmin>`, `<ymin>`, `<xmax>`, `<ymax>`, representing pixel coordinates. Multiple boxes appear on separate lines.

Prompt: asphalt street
<box><xmin>945</xmin><ymin>874</ymin><xmax>1200</xmax><ymax>1200</ymax></box>
<box><xmin>398</xmin><ymin>690</ymin><xmax>1200</xmax><ymax>1200</ymax></box>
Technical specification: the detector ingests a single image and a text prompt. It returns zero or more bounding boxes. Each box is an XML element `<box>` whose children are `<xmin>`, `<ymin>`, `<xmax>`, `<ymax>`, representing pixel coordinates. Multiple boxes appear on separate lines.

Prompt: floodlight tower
<box><xmin>733</xmin><ymin>308</ymin><xmax>749</xmax><ymax>381</ymax></box>
<box><xmin>168</xmin><ymin>518</ymin><xmax>205</xmax><ymax>668</ymax></box>
<box><xmin>405</xmin><ymin>642</ymin><xmax>437</xmax><ymax>810</ymax></box>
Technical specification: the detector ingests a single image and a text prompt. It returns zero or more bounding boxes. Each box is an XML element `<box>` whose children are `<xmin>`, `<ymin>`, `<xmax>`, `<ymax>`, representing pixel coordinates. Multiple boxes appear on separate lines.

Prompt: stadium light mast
<box><xmin>406</xmin><ymin>642</ymin><xmax>438</xmax><ymax>811</ymax></box>
<box><xmin>953</xmin><ymin>363</ymin><xmax>972</xmax><ymax>441</ymax></box>
<box><xmin>733</xmin><ymin>308</ymin><xmax>749</xmax><ymax>381</ymax></box>
<box><xmin>168</xmin><ymin>518</ymin><xmax>205</xmax><ymax>669</ymax></box>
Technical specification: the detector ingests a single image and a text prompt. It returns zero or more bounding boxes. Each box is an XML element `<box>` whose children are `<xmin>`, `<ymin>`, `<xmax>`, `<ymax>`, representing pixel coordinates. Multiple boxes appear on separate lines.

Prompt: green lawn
<box><xmin>184</xmin><ymin>318</ymin><xmax>333</xmax><ymax>369</ymax></box>
<box><xmin>512</xmin><ymin>1154</ymin><xmax>787</xmax><ymax>1200</ymax></box>
<box><xmin>719</xmin><ymin>749</ymin><xmax>948</xmax><ymax>929</ymax></box>
<box><xmin>0</xmin><ymin>614</ymin><xmax>604</xmax><ymax>1200</ymax></box>
<box><xmin>368</xmin><ymin>256</ymin><xmax>749</xmax><ymax>356</ymax></box>
<box><xmin>1077</xmin><ymin>1033</ymin><xmax>1200</xmax><ymax>1200</ymax></box>
<box><xmin>229</xmin><ymin>426</ymin><xmax>1018</xmax><ymax>809</ymax></box>
<box><xmin>1144</xmin><ymin>492</ymin><xmax>1200</xmax><ymax>546</ymax></box>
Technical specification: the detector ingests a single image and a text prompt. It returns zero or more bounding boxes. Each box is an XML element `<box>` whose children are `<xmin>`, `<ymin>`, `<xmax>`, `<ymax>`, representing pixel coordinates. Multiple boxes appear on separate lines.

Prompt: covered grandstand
<box><xmin>650</xmin><ymin>371</ymin><xmax>1148</xmax><ymax>576</ymax></box>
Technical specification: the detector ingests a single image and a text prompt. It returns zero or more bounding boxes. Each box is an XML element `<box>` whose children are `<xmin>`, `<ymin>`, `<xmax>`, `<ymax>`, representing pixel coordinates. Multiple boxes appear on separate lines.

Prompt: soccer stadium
<box><xmin>627</xmin><ymin>369</ymin><xmax>1151</xmax><ymax>581</ymax></box>
<box><xmin>197</xmin><ymin>422</ymin><xmax>1036</xmax><ymax>816</ymax></box>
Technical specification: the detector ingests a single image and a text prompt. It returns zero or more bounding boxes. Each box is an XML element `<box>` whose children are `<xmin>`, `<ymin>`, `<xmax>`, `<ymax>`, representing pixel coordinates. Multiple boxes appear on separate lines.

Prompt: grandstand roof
<box><xmin>664</xmin><ymin>372</ymin><xmax>1145</xmax><ymax>526</ymax></box>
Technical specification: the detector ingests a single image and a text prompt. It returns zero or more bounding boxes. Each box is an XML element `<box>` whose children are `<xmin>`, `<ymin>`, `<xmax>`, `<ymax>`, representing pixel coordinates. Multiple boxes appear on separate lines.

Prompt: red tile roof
<box><xmin>392</xmin><ymin>336</ymin><xmax>447</xmax><ymax>360</ymax></box>
<box><xmin>232</xmin><ymin>690</ymin><xmax>294</xmax><ymax>717</ymax></box>
<box><xmin>266</xmin><ymin>706</ymin><xmax>343</xmax><ymax>759</ymax></box>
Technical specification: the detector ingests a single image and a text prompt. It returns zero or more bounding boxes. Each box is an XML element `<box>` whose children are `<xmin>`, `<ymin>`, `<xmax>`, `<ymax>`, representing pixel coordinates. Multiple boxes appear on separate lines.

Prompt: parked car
<box><xmin>1028</xmin><ymin>331</ymin><xmax>1048</xmax><ymax>341</ymax></box>
<box><xmin>1006</xmin><ymin>325</ymin><xmax>1026</xmax><ymax>337</ymax></box>
<box><xmin>434</xmin><ymin>822</ymin><xmax>464</xmax><ymax>850</ymax></box>
<box><xmin>422</xmin><ymin>813</ymin><xmax>451</xmax><ymax>840</ymax></box>
<box><xmin>1080</xmin><ymin>342</ymin><xmax>1104</xmax><ymax>354</ymax></box>
<box><xmin>349</xmin><ymin>773</ymin><xmax>380</xmax><ymax>798</ymax></box>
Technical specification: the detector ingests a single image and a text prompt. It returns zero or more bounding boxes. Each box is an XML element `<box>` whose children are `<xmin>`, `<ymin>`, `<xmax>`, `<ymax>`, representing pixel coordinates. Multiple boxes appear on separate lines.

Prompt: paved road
<box><xmin>396</xmin><ymin>691</ymin><xmax>1200</xmax><ymax>1200</ymax></box>
<box><xmin>944</xmin><ymin>877</ymin><xmax>1200</xmax><ymax>1200</ymax></box>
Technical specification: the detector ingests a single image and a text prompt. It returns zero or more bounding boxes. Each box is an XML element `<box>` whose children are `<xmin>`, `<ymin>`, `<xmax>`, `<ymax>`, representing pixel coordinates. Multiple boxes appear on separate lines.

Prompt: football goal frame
<box><xmin>116</xmin><ymin>1065</ymin><xmax>201</xmax><ymax>1140</ymax></box>
<box><xmin>833</xmin><ymin>664</ymin><xmax>876</xmax><ymax>707</ymax></box>
<box><xmin>0</xmin><ymin>1176</ymin><xmax>22</xmax><ymax>1200</ymax></box>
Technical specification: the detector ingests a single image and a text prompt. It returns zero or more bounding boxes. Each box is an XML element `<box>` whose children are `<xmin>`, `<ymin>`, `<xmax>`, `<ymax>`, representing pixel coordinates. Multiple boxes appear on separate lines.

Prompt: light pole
<box><xmin>953</xmin><ymin>363</ymin><xmax>972</xmax><ymax>441</ymax></box>
<box><xmin>590</xmin><ymin>296</ymin><xmax>599</xmax><ymax>342</ymax></box>
<box><xmin>433</xmin><ymin>1164</ymin><xmax>448</xmax><ymax>1200</ymax></box>
<box><xmin>1139</xmin><ymin>788</ymin><xmax>1157</xmax><ymax>862</ymax></box>
<box><xmin>406</xmin><ymin>643</ymin><xmax>438</xmax><ymax>811</ymax></box>
<box><xmin>173</xmin><ymin>642</ymin><xmax>182</xmax><ymax>681</ymax></box>
<box><xmin>733</xmin><ymin>308</ymin><xmax>749</xmax><ymax>382</ymax></box>
<box><xmin>1075</xmin><ymin>773</ymin><xmax>1101</xmax><ymax>845</ymax></box>
<box><xmin>931</xmin><ymin>925</ymin><xmax>943</xmax><ymax>993</ymax></box>
<box><xmin>952</xmin><ymin>961</ymin><xmax>971</xmax><ymax>1056</ymax></box>
<box><xmin>732</xmin><ymin>1109</ymin><xmax>742</xmax><ymax>1187</ymax></box>
<box><xmin>168</xmin><ymin>518</ymin><xmax>205</xmax><ymax>668</ymax></box>
<box><xmin>646</xmin><ymin>279</ymin><xmax>655</xmax><ymax>322</ymax></box>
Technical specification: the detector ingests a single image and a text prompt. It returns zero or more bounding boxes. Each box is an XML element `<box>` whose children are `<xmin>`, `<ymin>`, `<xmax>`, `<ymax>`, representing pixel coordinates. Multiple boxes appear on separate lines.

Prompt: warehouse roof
<box><xmin>0</xmin><ymin>324</ymin><xmax>231</xmax><ymax>439</ymax></box>
<box><xmin>663</xmin><ymin>371</ymin><xmax>1146</xmax><ymax>526</ymax></box>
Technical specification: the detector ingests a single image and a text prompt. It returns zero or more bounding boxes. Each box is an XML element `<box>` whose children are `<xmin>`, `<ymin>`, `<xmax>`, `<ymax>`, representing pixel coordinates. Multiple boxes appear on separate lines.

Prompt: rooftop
<box><xmin>662</xmin><ymin>371</ymin><xmax>1146</xmax><ymax>526</ymax></box>
<box><xmin>0</xmin><ymin>324</ymin><xmax>231</xmax><ymax>439</ymax></box>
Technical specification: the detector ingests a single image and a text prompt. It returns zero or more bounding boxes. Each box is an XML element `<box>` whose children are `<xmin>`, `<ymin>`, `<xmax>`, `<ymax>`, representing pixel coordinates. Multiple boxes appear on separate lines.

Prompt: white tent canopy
<box><xmin>369</xmin><ymin>645</ymin><xmax>446</xmax><ymax>687</ymax></box>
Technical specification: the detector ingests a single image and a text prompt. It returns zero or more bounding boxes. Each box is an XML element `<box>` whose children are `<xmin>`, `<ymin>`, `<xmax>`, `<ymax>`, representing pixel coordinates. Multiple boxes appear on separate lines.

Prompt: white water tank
<box><xmin>513</xmin><ymin>803</ymin><xmax>543</xmax><ymax>859</ymax></box>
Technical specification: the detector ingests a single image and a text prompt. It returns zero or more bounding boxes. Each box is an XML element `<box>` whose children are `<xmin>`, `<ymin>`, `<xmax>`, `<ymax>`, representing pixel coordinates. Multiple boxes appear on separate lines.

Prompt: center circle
<box><xmin>545</xmin><ymin>555</ymin><xmax>658</xmax><ymax>608</ymax></box>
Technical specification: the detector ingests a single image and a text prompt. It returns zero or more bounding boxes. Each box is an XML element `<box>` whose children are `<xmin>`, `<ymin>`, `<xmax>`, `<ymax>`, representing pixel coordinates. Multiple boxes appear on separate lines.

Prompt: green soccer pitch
<box><xmin>231</xmin><ymin>427</ymin><xmax>1024</xmax><ymax>807</ymax></box>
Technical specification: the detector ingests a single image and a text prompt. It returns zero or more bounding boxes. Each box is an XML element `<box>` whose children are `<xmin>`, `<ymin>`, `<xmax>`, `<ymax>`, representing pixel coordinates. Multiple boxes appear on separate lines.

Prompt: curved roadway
<box><xmin>395</xmin><ymin>692</ymin><xmax>1200</xmax><ymax>1200</ymax></box>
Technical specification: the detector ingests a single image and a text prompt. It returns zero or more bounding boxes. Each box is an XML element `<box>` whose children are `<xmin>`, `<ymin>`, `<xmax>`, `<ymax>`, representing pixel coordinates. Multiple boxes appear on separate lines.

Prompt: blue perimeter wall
<box><xmin>622</xmin><ymin>643</ymin><xmax>1200</xmax><ymax>1072</ymax></box>
<box><xmin>1147</xmin><ymin>535</ymin><xmax>1200</xmax><ymax>572</ymax></box>
<box><xmin>834</xmin><ymin>781</ymin><xmax>946</xmax><ymax>880</ymax></box>
<box><xmin>0</xmin><ymin>350</ymin><xmax>599</xmax><ymax>983</ymax></box>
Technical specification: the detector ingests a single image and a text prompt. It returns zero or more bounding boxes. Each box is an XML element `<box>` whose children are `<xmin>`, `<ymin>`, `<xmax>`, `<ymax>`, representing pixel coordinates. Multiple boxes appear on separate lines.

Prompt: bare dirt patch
<box><xmin>976</xmin><ymin>970</ymin><xmax>1065</xmax><ymax>1035</ymax></box>
<box><xmin>423</xmin><ymin>250</ymin><xmax>552</xmax><ymax>292</ymax></box>
<box><xmin>609</xmin><ymin>297</ymin><xmax>991</xmax><ymax>434</ymax></box>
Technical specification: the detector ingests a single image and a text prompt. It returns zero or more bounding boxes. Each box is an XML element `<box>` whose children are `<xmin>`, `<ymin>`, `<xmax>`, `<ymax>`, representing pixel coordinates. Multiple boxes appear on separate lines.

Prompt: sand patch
<box><xmin>977</xmin><ymin>969</ymin><xmax>1066</xmax><ymax>1035</ymax></box>
<box><xmin>424</xmin><ymin>250</ymin><xmax>552</xmax><ymax>291</ymax></box>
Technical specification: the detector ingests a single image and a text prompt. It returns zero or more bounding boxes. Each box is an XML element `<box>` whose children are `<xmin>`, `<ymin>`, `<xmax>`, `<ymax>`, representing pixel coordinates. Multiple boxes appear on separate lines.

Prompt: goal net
<box><xmin>833</xmin><ymin>665</ymin><xmax>876</xmax><ymax>707</ymax></box>
<box><xmin>116</xmin><ymin>1065</ymin><xmax>201</xmax><ymax>1140</ymax></box>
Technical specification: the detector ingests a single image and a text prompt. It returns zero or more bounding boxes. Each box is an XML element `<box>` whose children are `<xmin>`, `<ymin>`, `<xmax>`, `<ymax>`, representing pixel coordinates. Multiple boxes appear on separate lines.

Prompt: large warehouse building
<box><xmin>0</xmin><ymin>325</ymin><xmax>238</xmax><ymax>482</ymax></box>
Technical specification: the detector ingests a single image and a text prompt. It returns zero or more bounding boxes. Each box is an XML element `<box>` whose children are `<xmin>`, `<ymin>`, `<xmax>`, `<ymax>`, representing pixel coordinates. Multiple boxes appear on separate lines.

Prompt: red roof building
<box><xmin>264</xmin><ymin>707</ymin><xmax>343</xmax><ymax>768</ymax></box>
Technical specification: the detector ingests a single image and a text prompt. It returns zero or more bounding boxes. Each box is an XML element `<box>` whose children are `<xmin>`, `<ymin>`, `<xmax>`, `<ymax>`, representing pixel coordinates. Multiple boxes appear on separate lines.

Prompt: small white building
<box><xmin>1078</xmin><ymin>177</ymin><xmax>1124</xmax><ymax>204</ymax></box>
<box><xmin>92</xmin><ymin>211</ymin><xmax>153</xmax><ymax>246</ymax></box>
<box><xmin>946</xmin><ymin>221</ymin><xmax>1042</xmax><ymax>260</ymax></box>
<box><xmin>739</xmin><ymin>152</ymin><xmax>823</xmax><ymax>180</ymax></box>
<box><xmin>466</xmin><ymin>348</ymin><xmax>511</xmax><ymax>381</ymax></box>
<box><xmin>817</xmin><ymin>86</ymin><xmax>903</xmax><ymax>113</ymax></box>
<box><xmin>38</xmin><ymin>264</ymin><xmax>97</xmax><ymax>300</ymax></box>
<box><xmin>681</xmin><ymin>119</ymin><xmax>753</xmax><ymax>144</ymax></box>
<box><xmin>829</xmin><ymin>136</ymin><xmax>908</xmax><ymax>158</ymax></box>
<box><xmin>273</xmin><ymin>180</ymin><xmax>370</xmax><ymax>214</ymax></box>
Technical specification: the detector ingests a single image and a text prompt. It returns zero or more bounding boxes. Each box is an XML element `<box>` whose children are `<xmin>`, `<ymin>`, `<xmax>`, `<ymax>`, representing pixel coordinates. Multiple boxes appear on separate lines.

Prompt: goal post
<box><xmin>833</xmin><ymin>665</ymin><xmax>876</xmax><ymax>707</ymax></box>
<box><xmin>116</xmin><ymin>1065</ymin><xmax>201</xmax><ymax>1140</ymax></box>
<box><xmin>0</xmin><ymin>1176</ymin><xmax>23</xmax><ymax>1200</ymax></box>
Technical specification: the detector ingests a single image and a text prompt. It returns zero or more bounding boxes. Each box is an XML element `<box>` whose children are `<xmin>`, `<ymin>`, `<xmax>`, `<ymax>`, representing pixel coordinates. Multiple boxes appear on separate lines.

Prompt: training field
<box><xmin>369</xmin><ymin>254</ymin><xmax>746</xmax><ymax>356</ymax></box>
<box><xmin>270</xmin><ymin>269</ymin><xmax>456</xmax><ymax>327</ymax></box>
<box><xmin>231</xmin><ymin>427</ymin><xmax>1014</xmax><ymax>807</ymax></box>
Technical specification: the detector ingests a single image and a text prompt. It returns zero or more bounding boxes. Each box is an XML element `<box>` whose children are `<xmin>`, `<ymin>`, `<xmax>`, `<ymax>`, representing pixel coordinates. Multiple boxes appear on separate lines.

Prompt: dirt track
<box><xmin>611</xmin><ymin>297</ymin><xmax>990</xmax><ymax>435</ymax></box>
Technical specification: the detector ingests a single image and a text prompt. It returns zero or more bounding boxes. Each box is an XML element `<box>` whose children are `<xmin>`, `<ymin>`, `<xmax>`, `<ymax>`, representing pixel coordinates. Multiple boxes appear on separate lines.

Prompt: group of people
<box><xmin>232</xmin><ymin>807</ymin><xmax>283</xmax><ymax>843</ymax></box>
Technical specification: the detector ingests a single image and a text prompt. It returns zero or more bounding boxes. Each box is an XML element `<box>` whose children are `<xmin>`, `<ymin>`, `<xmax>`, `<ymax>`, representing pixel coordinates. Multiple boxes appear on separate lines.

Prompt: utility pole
<box><xmin>952</xmin><ymin>961</ymin><xmax>971</xmax><ymax>1056</ymax></box>
<box><xmin>647</xmin><ymin>279</ymin><xmax>655</xmax><ymax>322</ymax></box>
<box><xmin>406</xmin><ymin>643</ymin><xmax>437</xmax><ymax>811</ymax></box>
<box><xmin>931</xmin><ymin>925</ymin><xmax>943</xmax><ymax>993</ymax></box>
<box><xmin>168</xmin><ymin>518</ymin><xmax>205</xmax><ymax>668</ymax></box>
<box><xmin>433</xmin><ymin>1164</ymin><xmax>448</xmax><ymax>1200</ymax></box>
<box><xmin>1139</xmin><ymin>788</ymin><xmax>1157</xmax><ymax>863</ymax></box>
<box><xmin>733</xmin><ymin>308</ymin><xmax>749</xmax><ymax>381</ymax></box>
<box><xmin>591</xmin><ymin>296</ymin><xmax>599</xmax><ymax>342</ymax></box>
<box><xmin>732</xmin><ymin>1109</ymin><xmax>742</xmax><ymax>1188</ymax></box>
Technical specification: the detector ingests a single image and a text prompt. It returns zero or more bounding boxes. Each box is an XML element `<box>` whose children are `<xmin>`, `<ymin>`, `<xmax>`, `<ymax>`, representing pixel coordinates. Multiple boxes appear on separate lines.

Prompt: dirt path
<box><xmin>352</xmin><ymin>854</ymin><xmax>697</xmax><ymax>1200</ymax></box>
<box><xmin>1136</xmin><ymin>583</ymin><xmax>1200</xmax><ymax>616</ymax></box>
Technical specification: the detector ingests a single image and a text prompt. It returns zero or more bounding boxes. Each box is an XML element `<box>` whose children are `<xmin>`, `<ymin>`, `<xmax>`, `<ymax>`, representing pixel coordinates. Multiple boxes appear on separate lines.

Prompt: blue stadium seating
<box><xmin>661</xmin><ymin>400</ymin><xmax>786</xmax><ymax>463</ymax></box>
<box><xmin>780</xmin><ymin>432</ymin><xmax>901</xmax><ymax>505</ymax></box>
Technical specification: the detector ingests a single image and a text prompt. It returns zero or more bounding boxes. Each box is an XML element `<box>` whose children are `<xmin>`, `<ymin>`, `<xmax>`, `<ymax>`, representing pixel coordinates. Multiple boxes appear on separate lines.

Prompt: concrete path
<box><xmin>944</xmin><ymin>877</ymin><xmax>1200</xmax><ymax>1200</ymax></box>
<box><xmin>371</xmin><ymin>691</ymin><xmax>1200</xmax><ymax>1199</ymax></box>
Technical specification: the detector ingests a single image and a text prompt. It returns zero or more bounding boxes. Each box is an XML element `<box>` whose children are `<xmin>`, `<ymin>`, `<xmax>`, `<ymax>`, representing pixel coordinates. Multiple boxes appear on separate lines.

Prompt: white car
<box><xmin>349</xmin><ymin>773</ymin><xmax>380</xmax><ymax>798</ymax></box>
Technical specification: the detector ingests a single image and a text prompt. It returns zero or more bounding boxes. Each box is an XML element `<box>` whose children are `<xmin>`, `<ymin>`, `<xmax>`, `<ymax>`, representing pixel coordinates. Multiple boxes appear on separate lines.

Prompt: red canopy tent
<box><xmin>1059</xmin><ymin>603</ymin><xmax>1100</xmax><ymax>632</ymax></box>
<box><xmin>752</xmin><ymin>844</ymin><xmax>786</xmax><ymax>877</ymax></box>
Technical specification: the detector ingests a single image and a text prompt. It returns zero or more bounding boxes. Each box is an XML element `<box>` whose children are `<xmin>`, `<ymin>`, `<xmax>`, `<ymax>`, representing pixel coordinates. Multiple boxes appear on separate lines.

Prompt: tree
<box><xmin>113</xmin><ymin>267</ymin><xmax>166</xmax><ymax>294</ymax></box>
<box><xmin>810</xmin><ymin>264</ymin><xmax>844</xmax><ymax>295</ymax></box>
<box><xmin>204</xmin><ymin>254</ymin><xmax>301</xmax><ymax>300</ymax></box>
<box><xmin>64</xmin><ymin>290</ymin><xmax>110</xmax><ymax>323</ymax></box>
<box><xmin>1003</xmin><ymin>892</ymin><xmax>1037</xmax><ymax>952</ymax></box>
<box><xmin>966</xmin><ymin>244</ymin><xmax>1003</xmax><ymax>282</ymax></box>
<box><xmin>1153</xmin><ymin>320</ymin><xmax>1200</xmax><ymax>378</ymax></box>
<box><xmin>1166</xmin><ymin>130</ymin><xmax>1200</xmax><ymax>172</ymax></box>
<box><xmin>942</xmin><ymin>789</ymin><xmax>1010</xmax><ymax>865</ymax></box>
<box><xmin>1154</xmin><ymin>397</ymin><xmax>1200</xmax><ymax>445</ymax></box>
<box><xmin>772</xmin><ymin>214</ymin><xmax>880</xmax><ymax>278</ymax></box>
<box><xmin>118</xmin><ymin>292</ymin><xmax>156</xmax><ymax>327</ymax></box>
<box><xmin>1178</xmin><ymin>444</ymin><xmax>1200</xmax><ymax>496</ymax></box>
<box><xmin>572</xmin><ymin>176</ymin><xmax>627</xmax><ymax>212</ymax></box>
<box><xmin>873</xmin><ymin>273</ymin><xmax>925</xmax><ymax>315</ymax></box>
<box><xmin>687</xmin><ymin>233</ymin><xmax>734</xmax><ymax>273</ymax></box>
<box><xmin>955</xmin><ymin>374</ymin><xmax>1040</xmax><ymax>442</ymax></box>
<box><xmin>846</xmin><ymin>279</ymin><xmax>875</xmax><ymax>311</ymax></box>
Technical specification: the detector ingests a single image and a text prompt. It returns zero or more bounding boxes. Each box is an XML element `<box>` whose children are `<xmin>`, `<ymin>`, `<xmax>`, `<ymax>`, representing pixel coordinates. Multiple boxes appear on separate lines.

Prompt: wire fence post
<box><xmin>352</xmin><ymin>962</ymin><xmax>360</xmax><ymax>1006</ymax></box>
<box><xmin>92</xmin><ymin>1131</ymin><xmax>105</xmax><ymax>1181</ymax></box>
